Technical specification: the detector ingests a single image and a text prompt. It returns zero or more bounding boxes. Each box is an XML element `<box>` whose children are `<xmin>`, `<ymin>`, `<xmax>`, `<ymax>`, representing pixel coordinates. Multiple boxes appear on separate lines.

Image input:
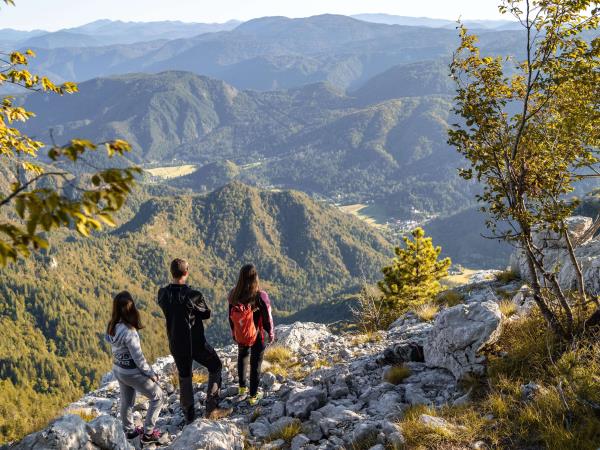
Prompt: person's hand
<box><xmin>268</xmin><ymin>334</ymin><xmax>275</xmax><ymax>344</ymax></box>
<box><xmin>150</xmin><ymin>374</ymin><xmax>159</xmax><ymax>383</ymax></box>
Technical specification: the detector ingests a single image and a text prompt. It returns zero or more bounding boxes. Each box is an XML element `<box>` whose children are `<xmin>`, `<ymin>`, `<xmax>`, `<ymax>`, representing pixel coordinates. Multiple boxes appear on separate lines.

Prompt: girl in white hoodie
<box><xmin>106</xmin><ymin>291</ymin><xmax>164</xmax><ymax>444</ymax></box>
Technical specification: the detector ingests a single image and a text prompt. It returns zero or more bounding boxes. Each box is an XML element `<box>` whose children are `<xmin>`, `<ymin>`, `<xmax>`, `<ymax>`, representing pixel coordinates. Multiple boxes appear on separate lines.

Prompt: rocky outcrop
<box><xmin>424</xmin><ymin>301</ymin><xmax>503</xmax><ymax>379</ymax></box>
<box><xmin>510</xmin><ymin>215</ymin><xmax>600</xmax><ymax>294</ymax></box>
<box><xmin>12</xmin><ymin>415</ymin><xmax>94</xmax><ymax>450</ymax></box>
<box><xmin>14</xmin><ymin>275</ymin><xmax>514</xmax><ymax>450</ymax></box>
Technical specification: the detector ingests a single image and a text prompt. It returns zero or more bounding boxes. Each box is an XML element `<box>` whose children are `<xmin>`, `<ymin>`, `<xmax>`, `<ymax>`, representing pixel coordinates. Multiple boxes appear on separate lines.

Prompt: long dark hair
<box><xmin>230</xmin><ymin>264</ymin><xmax>260</xmax><ymax>305</ymax></box>
<box><xmin>107</xmin><ymin>291</ymin><xmax>143</xmax><ymax>336</ymax></box>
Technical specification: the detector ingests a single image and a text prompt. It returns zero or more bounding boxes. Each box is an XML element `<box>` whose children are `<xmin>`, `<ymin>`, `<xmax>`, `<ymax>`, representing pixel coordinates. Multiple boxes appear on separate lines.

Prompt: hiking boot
<box><xmin>126</xmin><ymin>427</ymin><xmax>143</xmax><ymax>439</ymax></box>
<box><xmin>140</xmin><ymin>429</ymin><xmax>163</xmax><ymax>445</ymax></box>
<box><xmin>238</xmin><ymin>386</ymin><xmax>248</xmax><ymax>396</ymax></box>
<box><xmin>248</xmin><ymin>391</ymin><xmax>264</xmax><ymax>406</ymax></box>
<box><xmin>205</xmin><ymin>406</ymin><xmax>233</xmax><ymax>420</ymax></box>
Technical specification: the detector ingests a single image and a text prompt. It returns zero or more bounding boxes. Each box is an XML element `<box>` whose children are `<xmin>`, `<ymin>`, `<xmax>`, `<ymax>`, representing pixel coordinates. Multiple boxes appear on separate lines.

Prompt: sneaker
<box><xmin>205</xmin><ymin>406</ymin><xmax>233</xmax><ymax>420</ymax></box>
<box><xmin>238</xmin><ymin>386</ymin><xmax>248</xmax><ymax>396</ymax></box>
<box><xmin>126</xmin><ymin>427</ymin><xmax>143</xmax><ymax>440</ymax></box>
<box><xmin>140</xmin><ymin>429</ymin><xmax>163</xmax><ymax>445</ymax></box>
<box><xmin>248</xmin><ymin>391</ymin><xmax>264</xmax><ymax>406</ymax></box>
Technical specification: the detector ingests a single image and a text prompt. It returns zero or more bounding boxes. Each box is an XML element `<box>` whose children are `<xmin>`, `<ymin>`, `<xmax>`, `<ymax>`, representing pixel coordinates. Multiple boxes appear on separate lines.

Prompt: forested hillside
<box><xmin>0</xmin><ymin>182</ymin><xmax>391</xmax><ymax>442</ymax></box>
<box><xmin>20</xmin><ymin>70</ymin><xmax>472</xmax><ymax>216</ymax></box>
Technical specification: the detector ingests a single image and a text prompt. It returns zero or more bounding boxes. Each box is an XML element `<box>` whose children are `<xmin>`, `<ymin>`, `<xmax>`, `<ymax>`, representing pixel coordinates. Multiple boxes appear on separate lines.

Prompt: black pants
<box><xmin>173</xmin><ymin>342</ymin><xmax>222</xmax><ymax>420</ymax></box>
<box><xmin>238</xmin><ymin>336</ymin><xmax>265</xmax><ymax>396</ymax></box>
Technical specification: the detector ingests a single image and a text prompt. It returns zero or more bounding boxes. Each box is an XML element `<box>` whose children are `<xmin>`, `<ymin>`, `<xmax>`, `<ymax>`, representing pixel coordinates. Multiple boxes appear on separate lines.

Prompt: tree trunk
<box><xmin>523</xmin><ymin>240</ymin><xmax>566</xmax><ymax>338</ymax></box>
<box><xmin>562</xmin><ymin>224</ymin><xmax>589</xmax><ymax>305</ymax></box>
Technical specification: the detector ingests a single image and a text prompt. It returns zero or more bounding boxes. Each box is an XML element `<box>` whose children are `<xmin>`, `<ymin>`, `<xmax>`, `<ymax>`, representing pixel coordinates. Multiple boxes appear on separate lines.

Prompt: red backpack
<box><xmin>230</xmin><ymin>303</ymin><xmax>257</xmax><ymax>346</ymax></box>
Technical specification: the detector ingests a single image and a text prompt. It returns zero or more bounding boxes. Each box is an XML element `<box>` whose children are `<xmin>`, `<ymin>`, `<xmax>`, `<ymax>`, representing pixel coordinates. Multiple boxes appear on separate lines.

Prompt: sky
<box><xmin>0</xmin><ymin>0</ymin><xmax>507</xmax><ymax>31</ymax></box>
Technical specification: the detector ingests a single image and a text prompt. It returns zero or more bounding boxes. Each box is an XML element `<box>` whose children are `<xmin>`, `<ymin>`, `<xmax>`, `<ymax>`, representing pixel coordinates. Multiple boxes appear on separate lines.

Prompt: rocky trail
<box><xmin>8</xmin><ymin>270</ymin><xmax>531</xmax><ymax>450</ymax></box>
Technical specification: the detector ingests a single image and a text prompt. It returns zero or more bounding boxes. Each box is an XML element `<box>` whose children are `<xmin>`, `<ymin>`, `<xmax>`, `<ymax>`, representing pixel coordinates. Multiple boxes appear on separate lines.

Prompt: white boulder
<box><xmin>12</xmin><ymin>415</ymin><xmax>91</xmax><ymax>450</ymax></box>
<box><xmin>424</xmin><ymin>301</ymin><xmax>503</xmax><ymax>379</ymax></box>
<box><xmin>167</xmin><ymin>419</ymin><xmax>243</xmax><ymax>450</ymax></box>
<box><xmin>275</xmin><ymin>322</ymin><xmax>332</xmax><ymax>352</ymax></box>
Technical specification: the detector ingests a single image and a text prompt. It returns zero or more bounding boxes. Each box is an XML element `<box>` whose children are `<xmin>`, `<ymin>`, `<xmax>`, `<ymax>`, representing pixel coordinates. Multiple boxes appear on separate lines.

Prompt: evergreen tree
<box><xmin>378</xmin><ymin>227</ymin><xmax>451</xmax><ymax>315</ymax></box>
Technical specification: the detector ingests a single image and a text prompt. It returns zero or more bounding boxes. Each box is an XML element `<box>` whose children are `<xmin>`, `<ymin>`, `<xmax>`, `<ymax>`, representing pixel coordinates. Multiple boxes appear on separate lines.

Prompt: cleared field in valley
<box><xmin>338</xmin><ymin>203</ymin><xmax>388</xmax><ymax>230</ymax></box>
<box><xmin>146</xmin><ymin>165</ymin><xmax>197</xmax><ymax>179</ymax></box>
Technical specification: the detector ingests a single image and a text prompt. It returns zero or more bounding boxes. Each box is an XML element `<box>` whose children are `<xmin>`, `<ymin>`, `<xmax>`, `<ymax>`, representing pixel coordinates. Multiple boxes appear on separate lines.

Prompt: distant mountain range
<box><xmin>10</xmin><ymin>14</ymin><xmax>524</xmax><ymax>91</ymax></box>
<box><xmin>0</xmin><ymin>19</ymin><xmax>241</xmax><ymax>48</ymax></box>
<box><xmin>352</xmin><ymin>14</ymin><xmax>522</xmax><ymax>30</ymax></box>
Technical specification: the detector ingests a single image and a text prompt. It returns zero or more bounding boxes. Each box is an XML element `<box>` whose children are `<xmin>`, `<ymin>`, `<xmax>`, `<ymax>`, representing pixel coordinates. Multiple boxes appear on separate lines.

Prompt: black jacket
<box><xmin>157</xmin><ymin>284</ymin><xmax>211</xmax><ymax>357</ymax></box>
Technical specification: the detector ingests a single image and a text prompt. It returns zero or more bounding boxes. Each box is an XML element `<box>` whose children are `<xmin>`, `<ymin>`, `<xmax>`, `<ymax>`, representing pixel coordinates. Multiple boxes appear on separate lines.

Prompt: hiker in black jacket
<box><xmin>157</xmin><ymin>258</ymin><xmax>232</xmax><ymax>422</ymax></box>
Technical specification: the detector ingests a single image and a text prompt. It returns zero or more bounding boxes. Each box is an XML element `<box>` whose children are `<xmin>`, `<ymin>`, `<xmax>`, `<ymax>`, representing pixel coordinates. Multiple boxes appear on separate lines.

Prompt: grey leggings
<box><xmin>114</xmin><ymin>370</ymin><xmax>164</xmax><ymax>433</ymax></box>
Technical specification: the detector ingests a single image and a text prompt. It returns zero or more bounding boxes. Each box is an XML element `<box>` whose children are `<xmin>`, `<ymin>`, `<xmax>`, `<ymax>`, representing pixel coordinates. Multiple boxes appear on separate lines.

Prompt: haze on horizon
<box><xmin>0</xmin><ymin>0</ymin><xmax>508</xmax><ymax>31</ymax></box>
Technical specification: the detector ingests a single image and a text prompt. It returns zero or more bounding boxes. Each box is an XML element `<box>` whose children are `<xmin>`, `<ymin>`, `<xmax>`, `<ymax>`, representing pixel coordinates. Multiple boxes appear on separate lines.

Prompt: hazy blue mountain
<box><xmin>352</xmin><ymin>13</ymin><xmax>522</xmax><ymax>30</ymax></box>
<box><xmin>11</xmin><ymin>19</ymin><xmax>241</xmax><ymax>49</ymax></box>
<box><xmin>0</xmin><ymin>28</ymin><xmax>45</xmax><ymax>45</ymax></box>
<box><xmin>20</xmin><ymin>31</ymin><xmax>102</xmax><ymax>49</ymax></box>
<box><xmin>67</xmin><ymin>19</ymin><xmax>241</xmax><ymax>44</ymax></box>
<box><xmin>21</xmin><ymin>14</ymin><xmax>524</xmax><ymax>91</ymax></box>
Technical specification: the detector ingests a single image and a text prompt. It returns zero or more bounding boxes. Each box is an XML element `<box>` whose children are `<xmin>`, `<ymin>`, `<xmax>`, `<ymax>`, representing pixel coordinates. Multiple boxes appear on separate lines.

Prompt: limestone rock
<box><xmin>275</xmin><ymin>322</ymin><xmax>332</xmax><ymax>352</ymax></box>
<box><xmin>424</xmin><ymin>301</ymin><xmax>503</xmax><ymax>379</ymax></box>
<box><xmin>286</xmin><ymin>386</ymin><xmax>327</xmax><ymax>419</ymax></box>
<box><xmin>167</xmin><ymin>419</ymin><xmax>243</xmax><ymax>450</ymax></box>
<box><xmin>13</xmin><ymin>415</ymin><xmax>91</xmax><ymax>450</ymax></box>
<box><xmin>86</xmin><ymin>415</ymin><xmax>135</xmax><ymax>450</ymax></box>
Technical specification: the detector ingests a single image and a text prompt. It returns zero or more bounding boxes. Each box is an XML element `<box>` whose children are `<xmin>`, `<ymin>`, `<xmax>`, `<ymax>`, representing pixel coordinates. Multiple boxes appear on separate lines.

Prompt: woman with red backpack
<box><xmin>228</xmin><ymin>264</ymin><xmax>275</xmax><ymax>406</ymax></box>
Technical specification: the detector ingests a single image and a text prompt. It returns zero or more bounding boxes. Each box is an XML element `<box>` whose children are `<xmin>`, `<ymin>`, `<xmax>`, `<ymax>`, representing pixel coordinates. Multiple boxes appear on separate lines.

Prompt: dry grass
<box><xmin>69</xmin><ymin>409</ymin><xmax>97</xmax><ymax>422</ymax></box>
<box><xmin>267</xmin><ymin>419</ymin><xmax>302</xmax><ymax>443</ymax></box>
<box><xmin>399</xmin><ymin>405</ymin><xmax>488</xmax><ymax>449</ymax></box>
<box><xmin>496</xmin><ymin>269</ymin><xmax>520</xmax><ymax>283</ymax></box>
<box><xmin>263</xmin><ymin>346</ymin><xmax>308</xmax><ymax>380</ymax></box>
<box><xmin>383</xmin><ymin>365</ymin><xmax>411</xmax><ymax>385</ymax></box>
<box><xmin>313</xmin><ymin>358</ymin><xmax>331</xmax><ymax>369</ymax></box>
<box><xmin>436</xmin><ymin>290</ymin><xmax>465</xmax><ymax>307</ymax></box>
<box><xmin>397</xmin><ymin>314</ymin><xmax>600</xmax><ymax>449</ymax></box>
<box><xmin>415</xmin><ymin>303</ymin><xmax>439</xmax><ymax>322</ymax></box>
<box><xmin>498</xmin><ymin>299</ymin><xmax>518</xmax><ymax>318</ymax></box>
<box><xmin>192</xmin><ymin>371</ymin><xmax>208</xmax><ymax>384</ymax></box>
<box><xmin>351</xmin><ymin>331</ymin><xmax>383</xmax><ymax>346</ymax></box>
<box><xmin>264</xmin><ymin>345</ymin><xmax>293</xmax><ymax>365</ymax></box>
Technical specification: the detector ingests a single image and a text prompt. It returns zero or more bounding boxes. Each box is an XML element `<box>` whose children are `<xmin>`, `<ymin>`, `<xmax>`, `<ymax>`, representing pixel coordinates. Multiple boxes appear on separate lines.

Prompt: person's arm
<box><xmin>228</xmin><ymin>303</ymin><xmax>236</xmax><ymax>341</ymax></box>
<box><xmin>189</xmin><ymin>291</ymin><xmax>211</xmax><ymax>320</ymax></box>
<box><xmin>259</xmin><ymin>291</ymin><xmax>275</xmax><ymax>342</ymax></box>
<box><xmin>125</xmin><ymin>329</ymin><xmax>156</xmax><ymax>379</ymax></box>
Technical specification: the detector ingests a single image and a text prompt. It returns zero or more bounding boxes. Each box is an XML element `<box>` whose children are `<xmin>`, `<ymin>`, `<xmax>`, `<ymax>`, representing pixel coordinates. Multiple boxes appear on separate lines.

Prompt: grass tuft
<box><xmin>192</xmin><ymin>371</ymin><xmax>208</xmax><ymax>384</ymax></box>
<box><xmin>351</xmin><ymin>331</ymin><xmax>383</xmax><ymax>346</ymax></box>
<box><xmin>267</xmin><ymin>419</ymin><xmax>302</xmax><ymax>443</ymax></box>
<box><xmin>384</xmin><ymin>365</ymin><xmax>411</xmax><ymax>385</ymax></box>
<box><xmin>436</xmin><ymin>289</ymin><xmax>465</xmax><ymax>307</ymax></box>
<box><xmin>414</xmin><ymin>303</ymin><xmax>439</xmax><ymax>322</ymax></box>
<box><xmin>264</xmin><ymin>345</ymin><xmax>293</xmax><ymax>365</ymax></box>
<box><xmin>69</xmin><ymin>409</ymin><xmax>97</xmax><ymax>422</ymax></box>
<box><xmin>496</xmin><ymin>269</ymin><xmax>520</xmax><ymax>283</ymax></box>
<box><xmin>498</xmin><ymin>299</ymin><xmax>518</xmax><ymax>318</ymax></box>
